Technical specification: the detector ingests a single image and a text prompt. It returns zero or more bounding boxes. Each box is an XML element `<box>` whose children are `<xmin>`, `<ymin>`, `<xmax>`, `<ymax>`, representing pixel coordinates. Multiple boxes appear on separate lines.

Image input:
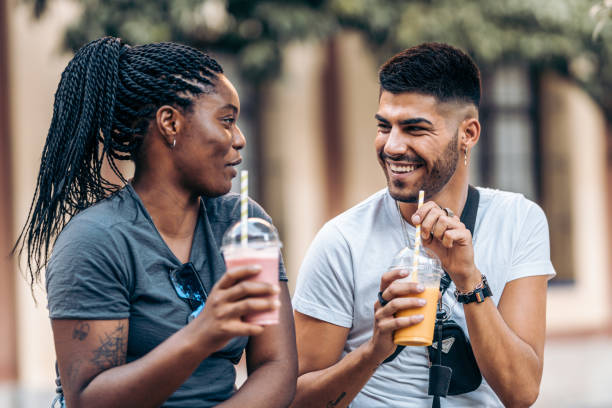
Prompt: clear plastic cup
<box><xmin>221</xmin><ymin>218</ymin><xmax>282</xmax><ymax>325</ymax></box>
<box><xmin>389</xmin><ymin>246</ymin><xmax>443</xmax><ymax>346</ymax></box>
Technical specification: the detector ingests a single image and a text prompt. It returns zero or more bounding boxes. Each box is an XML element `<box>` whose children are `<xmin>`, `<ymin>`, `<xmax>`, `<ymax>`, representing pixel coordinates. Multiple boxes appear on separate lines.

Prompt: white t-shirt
<box><xmin>293</xmin><ymin>187</ymin><xmax>556</xmax><ymax>407</ymax></box>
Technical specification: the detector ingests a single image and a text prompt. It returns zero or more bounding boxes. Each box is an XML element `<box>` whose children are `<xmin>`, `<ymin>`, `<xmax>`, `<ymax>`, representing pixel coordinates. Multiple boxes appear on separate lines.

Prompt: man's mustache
<box><xmin>380</xmin><ymin>153</ymin><xmax>426</xmax><ymax>164</ymax></box>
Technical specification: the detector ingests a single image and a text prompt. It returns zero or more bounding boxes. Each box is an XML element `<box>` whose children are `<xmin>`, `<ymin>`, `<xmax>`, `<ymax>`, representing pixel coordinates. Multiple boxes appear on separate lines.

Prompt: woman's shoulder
<box><xmin>58</xmin><ymin>187</ymin><xmax>139</xmax><ymax>242</ymax></box>
<box><xmin>204</xmin><ymin>193</ymin><xmax>271</xmax><ymax>223</ymax></box>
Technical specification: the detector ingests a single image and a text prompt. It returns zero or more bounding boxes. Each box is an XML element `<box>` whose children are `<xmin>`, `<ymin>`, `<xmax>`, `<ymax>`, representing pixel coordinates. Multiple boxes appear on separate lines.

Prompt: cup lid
<box><xmin>221</xmin><ymin>217</ymin><xmax>282</xmax><ymax>250</ymax></box>
<box><xmin>388</xmin><ymin>245</ymin><xmax>442</xmax><ymax>271</ymax></box>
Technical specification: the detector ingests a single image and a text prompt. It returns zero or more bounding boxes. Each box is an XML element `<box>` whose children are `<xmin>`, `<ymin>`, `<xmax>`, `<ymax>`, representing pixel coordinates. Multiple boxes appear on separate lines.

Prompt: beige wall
<box><xmin>9</xmin><ymin>0</ymin><xmax>80</xmax><ymax>390</ymax></box>
<box><xmin>261</xmin><ymin>33</ymin><xmax>386</xmax><ymax>290</ymax></box>
<box><xmin>540</xmin><ymin>73</ymin><xmax>611</xmax><ymax>333</ymax></box>
<box><xmin>334</xmin><ymin>32</ymin><xmax>386</xmax><ymax>210</ymax></box>
<box><xmin>260</xmin><ymin>41</ymin><xmax>329</xmax><ymax>290</ymax></box>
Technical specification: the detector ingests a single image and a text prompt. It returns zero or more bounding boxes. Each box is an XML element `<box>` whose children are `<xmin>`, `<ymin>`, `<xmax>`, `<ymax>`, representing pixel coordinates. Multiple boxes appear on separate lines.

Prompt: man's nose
<box><xmin>384</xmin><ymin>128</ymin><xmax>409</xmax><ymax>157</ymax></box>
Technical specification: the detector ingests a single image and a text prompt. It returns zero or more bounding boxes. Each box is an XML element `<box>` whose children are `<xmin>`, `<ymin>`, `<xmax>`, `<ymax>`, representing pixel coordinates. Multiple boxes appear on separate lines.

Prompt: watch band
<box><xmin>454</xmin><ymin>275</ymin><xmax>492</xmax><ymax>304</ymax></box>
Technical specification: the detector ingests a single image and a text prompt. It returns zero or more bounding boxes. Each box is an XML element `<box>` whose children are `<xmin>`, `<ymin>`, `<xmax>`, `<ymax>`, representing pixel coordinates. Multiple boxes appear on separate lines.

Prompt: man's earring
<box><xmin>171</xmin><ymin>138</ymin><xmax>176</xmax><ymax>149</ymax></box>
<box><xmin>464</xmin><ymin>147</ymin><xmax>468</xmax><ymax>166</ymax></box>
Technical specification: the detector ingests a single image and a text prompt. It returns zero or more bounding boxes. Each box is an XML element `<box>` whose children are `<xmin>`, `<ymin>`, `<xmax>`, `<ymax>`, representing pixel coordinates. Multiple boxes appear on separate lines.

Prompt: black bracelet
<box><xmin>454</xmin><ymin>274</ymin><xmax>492</xmax><ymax>304</ymax></box>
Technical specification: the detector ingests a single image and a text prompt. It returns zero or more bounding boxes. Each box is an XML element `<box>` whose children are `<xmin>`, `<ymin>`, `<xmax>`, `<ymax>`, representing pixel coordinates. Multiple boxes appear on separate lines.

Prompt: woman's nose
<box><xmin>233</xmin><ymin>126</ymin><xmax>246</xmax><ymax>150</ymax></box>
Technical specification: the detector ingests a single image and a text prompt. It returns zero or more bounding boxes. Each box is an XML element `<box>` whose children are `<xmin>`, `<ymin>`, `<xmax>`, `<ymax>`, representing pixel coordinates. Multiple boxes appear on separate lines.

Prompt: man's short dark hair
<box><xmin>379</xmin><ymin>42</ymin><xmax>481</xmax><ymax>108</ymax></box>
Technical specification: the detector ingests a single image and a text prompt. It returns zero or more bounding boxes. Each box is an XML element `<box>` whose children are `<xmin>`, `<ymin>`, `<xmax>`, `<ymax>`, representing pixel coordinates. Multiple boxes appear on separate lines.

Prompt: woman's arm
<box><xmin>219</xmin><ymin>282</ymin><xmax>298</xmax><ymax>408</ymax></box>
<box><xmin>54</xmin><ymin>265</ymin><xmax>279</xmax><ymax>408</ymax></box>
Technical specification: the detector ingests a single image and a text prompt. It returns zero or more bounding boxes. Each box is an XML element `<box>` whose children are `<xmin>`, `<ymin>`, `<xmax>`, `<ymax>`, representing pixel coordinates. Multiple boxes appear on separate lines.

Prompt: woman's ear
<box><xmin>155</xmin><ymin>105</ymin><xmax>183</xmax><ymax>148</ymax></box>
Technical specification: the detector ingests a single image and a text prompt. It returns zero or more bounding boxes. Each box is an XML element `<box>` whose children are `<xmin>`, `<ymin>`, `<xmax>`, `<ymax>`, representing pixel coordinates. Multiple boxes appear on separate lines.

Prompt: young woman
<box><xmin>16</xmin><ymin>37</ymin><xmax>297</xmax><ymax>408</ymax></box>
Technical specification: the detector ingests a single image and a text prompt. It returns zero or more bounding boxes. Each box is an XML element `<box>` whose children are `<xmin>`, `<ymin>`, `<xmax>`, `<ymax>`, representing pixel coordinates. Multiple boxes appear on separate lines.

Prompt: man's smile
<box><xmin>387</xmin><ymin>161</ymin><xmax>424</xmax><ymax>174</ymax></box>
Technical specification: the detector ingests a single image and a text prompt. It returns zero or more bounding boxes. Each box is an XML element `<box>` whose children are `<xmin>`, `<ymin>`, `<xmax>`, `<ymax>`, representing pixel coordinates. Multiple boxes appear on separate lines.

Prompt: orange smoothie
<box><xmin>393</xmin><ymin>287</ymin><xmax>440</xmax><ymax>346</ymax></box>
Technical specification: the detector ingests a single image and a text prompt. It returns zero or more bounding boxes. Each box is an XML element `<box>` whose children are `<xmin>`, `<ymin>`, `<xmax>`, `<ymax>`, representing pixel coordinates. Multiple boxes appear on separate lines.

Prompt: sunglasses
<box><xmin>169</xmin><ymin>262</ymin><xmax>208</xmax><ymax>323</ymax></box>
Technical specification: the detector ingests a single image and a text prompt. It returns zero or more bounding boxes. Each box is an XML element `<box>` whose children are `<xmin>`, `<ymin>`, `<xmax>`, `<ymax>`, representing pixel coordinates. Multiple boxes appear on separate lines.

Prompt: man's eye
<box><xmin>377</xmin><ymin>124</ymin><xmax>390</xmax><ymax>132</ymax></box>
<box><xmin>223</xmin><ymin>117</ymin><xmax>235</xmax><ymax>125</ymax></box>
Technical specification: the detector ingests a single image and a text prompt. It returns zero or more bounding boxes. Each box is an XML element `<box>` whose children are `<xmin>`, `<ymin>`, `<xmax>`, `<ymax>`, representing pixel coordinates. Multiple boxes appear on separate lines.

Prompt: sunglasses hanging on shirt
<box><xmin>169</xmin><ymin>262</ymin><xmax>208</xmax><ymax>323</ymax></box>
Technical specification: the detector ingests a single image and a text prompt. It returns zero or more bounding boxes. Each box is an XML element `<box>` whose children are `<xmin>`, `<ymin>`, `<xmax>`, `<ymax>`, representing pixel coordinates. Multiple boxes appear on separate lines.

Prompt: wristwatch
<box><xmin>454</xmin><ymin>275</ymin><xmax>492</xmax><ymax>304</ymax></box>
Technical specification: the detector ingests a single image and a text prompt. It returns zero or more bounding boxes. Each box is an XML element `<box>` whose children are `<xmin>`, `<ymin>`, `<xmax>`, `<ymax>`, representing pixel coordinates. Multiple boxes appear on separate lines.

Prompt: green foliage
<box><xmin>591</xmin><ymin>0</ymin><xmax>612</xmax><ymax>39</ymax></box>
<box><xmin>30</xmin><ymin>0</ymin><xmax>612</xmax><ymax>117</ymax></box>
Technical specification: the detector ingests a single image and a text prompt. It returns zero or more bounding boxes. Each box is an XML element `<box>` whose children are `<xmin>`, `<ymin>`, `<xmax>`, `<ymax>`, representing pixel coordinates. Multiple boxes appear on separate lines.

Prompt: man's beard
<box><xmin>388</xmin><ymin>130</ymin><xmax>459</xmax><ymax>203</ymax></box>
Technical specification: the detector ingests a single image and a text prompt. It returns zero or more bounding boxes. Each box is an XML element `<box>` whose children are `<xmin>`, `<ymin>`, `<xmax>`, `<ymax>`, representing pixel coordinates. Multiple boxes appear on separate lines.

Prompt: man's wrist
<box><xmin>362</xmin><ymin>339</ymin><xmax>390</xmax><ymax>367</ymax></box>
<box><xmin>452</xmin><ymin>267</ymin><xmax>482</xmax><ymax>292</ymax></box>
<box><xmin>455</xmin><ymin>274</ymin><xmax>492</xmax><ymax>304</ymax></box>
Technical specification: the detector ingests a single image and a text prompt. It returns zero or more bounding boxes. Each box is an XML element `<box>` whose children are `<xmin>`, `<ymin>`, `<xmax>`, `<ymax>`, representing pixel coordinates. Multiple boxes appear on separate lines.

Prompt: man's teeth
<box><xmin>389</xmin><ymin>163</ymin><xmax>420</xmax><ymax>173</ymax></box>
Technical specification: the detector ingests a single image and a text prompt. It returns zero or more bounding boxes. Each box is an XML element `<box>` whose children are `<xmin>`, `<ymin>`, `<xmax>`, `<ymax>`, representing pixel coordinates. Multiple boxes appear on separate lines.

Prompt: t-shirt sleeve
<box><xmin>292</xmin><ymin>222</ymin><xmax>354</xmax><ymax>328</ymax></box>
<box><xmin>507</xmin><ymin>201</ymin><xmax>556</xmax><ymax>282</ymax></box>
<box><xmin>46</xmin><ymin>219</ymin><xmax>131</xmax><ymax>320</ymax></box>
<box><xmin>248</xmin><ymin>199</ymin><xmax>288</xmax><ymax>282</ymax></box>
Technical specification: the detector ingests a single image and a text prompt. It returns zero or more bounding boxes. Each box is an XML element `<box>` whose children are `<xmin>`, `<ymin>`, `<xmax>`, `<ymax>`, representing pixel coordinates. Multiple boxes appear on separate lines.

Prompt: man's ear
<box><xmin>461</xmin><ymin>117</ymin><xmax>481</xmax><ymax>150</ymax></box>
<box><xmin>155</xmin><ymin>105</ymin><xmax>183</xmax><ymax>147</ymax></box>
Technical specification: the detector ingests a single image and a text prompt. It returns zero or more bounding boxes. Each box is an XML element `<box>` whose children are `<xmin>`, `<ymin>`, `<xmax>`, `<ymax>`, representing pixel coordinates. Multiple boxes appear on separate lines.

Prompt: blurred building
<box><xmin>0</xmin><ymin>0</ymin><xmax>610</xmax><ymax>406</ymax></box>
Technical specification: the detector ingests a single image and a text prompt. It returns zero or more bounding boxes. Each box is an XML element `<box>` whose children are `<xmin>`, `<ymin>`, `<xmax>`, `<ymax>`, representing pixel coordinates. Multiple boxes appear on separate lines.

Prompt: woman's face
<box><xmin>174</xmin><ymin>74</ymin><xmax>245</xmax><ymax>197</ymax></box>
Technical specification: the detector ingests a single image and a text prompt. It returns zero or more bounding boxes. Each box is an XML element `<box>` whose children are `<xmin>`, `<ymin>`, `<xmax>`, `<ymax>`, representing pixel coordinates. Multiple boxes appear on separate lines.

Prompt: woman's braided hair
<box><xmin>16</xmin><ymin>36</ymin><xmax>223</xmax><ymax>288</ymax></box>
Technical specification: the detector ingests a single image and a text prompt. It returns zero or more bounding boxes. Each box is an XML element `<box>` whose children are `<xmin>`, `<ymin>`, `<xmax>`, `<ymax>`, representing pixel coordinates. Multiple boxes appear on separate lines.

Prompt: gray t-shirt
<box><xmin>46</xmin><ymin>184</ymin><xmax>287</xmax><ymax>407</ymax></box>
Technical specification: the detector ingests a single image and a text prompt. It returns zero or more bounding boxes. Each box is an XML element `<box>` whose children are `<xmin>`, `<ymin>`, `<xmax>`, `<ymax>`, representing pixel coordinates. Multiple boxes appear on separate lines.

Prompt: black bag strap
<box><xmin>439</xmin><ymin>185</ymin><xmax>480</xmax><ymax>294</ymax></box>
<box><xmin>382</xmin><ymin>185</ymin><xmax>480</xmax><ymax>365</ymax></box>
<box><xmin>429</xmin><ymin>186</ymin><xmax>479</xmax><ymax>407</ymax></box>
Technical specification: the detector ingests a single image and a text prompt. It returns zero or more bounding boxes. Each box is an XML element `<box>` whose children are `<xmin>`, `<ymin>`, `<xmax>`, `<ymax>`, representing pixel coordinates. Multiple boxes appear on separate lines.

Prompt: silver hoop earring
<box><xmin>171</xmin><ymin>138</ymin><xmax>176</xmax><ymax>149</ymax></box>
<box><xmin>464</xmin><ymin>147</ymin><xmax>468</xmax><ymax>166</ymax></box>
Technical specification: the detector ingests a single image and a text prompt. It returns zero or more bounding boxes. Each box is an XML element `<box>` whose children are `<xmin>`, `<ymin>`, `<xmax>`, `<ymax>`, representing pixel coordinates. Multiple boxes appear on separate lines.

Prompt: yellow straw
<box><xmin>411</xmin><ymin>190</ymin><xmax>425</xmax><ymax>282</ymax></box>
<box><xmin>240</xmin><ymin>170</ymin><xmax>248</xmax><ymax>247</ymax></box>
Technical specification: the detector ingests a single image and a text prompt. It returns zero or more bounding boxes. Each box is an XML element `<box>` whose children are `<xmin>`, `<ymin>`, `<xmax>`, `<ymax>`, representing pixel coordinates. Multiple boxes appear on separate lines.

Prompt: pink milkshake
<box><xmin>222</xmin><ymin>217</ymin><xmax>283</xmax><ymax>326</ymax></box>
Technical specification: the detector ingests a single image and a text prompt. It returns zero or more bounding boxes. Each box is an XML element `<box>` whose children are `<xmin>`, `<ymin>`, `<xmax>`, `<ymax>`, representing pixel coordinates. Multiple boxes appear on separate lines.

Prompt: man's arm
<box><xmin>414</xmin><ymin>201</ymin><xmax>549</xmax><ymax>407</ymax></box>
<box><xmin>291</xmin><ymin>270</ymin><xmax>427</xmax><ymax>408</ymax></box>
<box><xmin>463</xmin><ymin>275</ymin><xmax>547</xmax><ymax>407</ymax></box>
<box><xmin>220</xmin><ymin>282</ymin><xmax>298</xmax><ymax>408</ymax></box>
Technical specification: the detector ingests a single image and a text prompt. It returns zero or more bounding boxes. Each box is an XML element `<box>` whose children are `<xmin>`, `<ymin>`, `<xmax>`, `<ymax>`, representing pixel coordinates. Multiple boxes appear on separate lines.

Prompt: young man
<box><xmin>291</xmin><ymin>43</ymin><xmax>555</xmax><ymax>407</ymax></box>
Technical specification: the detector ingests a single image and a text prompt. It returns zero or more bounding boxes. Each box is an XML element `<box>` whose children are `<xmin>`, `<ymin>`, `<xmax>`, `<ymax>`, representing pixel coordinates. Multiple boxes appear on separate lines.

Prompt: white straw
<box><xmin>240</xmin><ymin>170</ymin><xmax>248</xmax><ymax>247</ymax></box>
<box><xmin>411</xmin><ymin>190</ymin><xmax>425</xmax><ymax>281</ymax></box>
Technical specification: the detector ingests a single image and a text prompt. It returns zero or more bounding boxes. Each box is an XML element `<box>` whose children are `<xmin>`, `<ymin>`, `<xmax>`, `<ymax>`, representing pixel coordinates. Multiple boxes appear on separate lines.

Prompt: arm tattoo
<box><xmin>90</xmin><ymin>323</ymin><xmax>127</xmax><ymax>370</ymax></box>
<box><xmin>72</xmin><ymin>322</ymin><xmax>90</xmax><ymax>340</ymax></box>
<box><xmin>326</xmin><ymin>392</ymin><xmax>346</xmax><ymax>407</ymax></box>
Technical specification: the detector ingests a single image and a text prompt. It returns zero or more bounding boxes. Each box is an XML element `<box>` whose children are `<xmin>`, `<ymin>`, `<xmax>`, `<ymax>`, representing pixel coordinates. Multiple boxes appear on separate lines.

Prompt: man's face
<box><xmin>375</xmin><ymin>91</ymin><xmax>460</xmax><ymax>203</ymax></box>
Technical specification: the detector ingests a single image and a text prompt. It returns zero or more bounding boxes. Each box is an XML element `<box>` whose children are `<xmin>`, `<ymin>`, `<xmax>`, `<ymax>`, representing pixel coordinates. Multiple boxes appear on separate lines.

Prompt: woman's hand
<box><xmin>194</xmin><ymin>265</ymin><xmax>280</xmax><ymax>353</ymax></box>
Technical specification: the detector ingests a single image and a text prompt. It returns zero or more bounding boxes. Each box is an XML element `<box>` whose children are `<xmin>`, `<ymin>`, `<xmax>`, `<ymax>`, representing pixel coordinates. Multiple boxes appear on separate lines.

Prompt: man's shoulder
<box><xmin>328</xmin><ymin>188</ymin><xmax>390</xmax><ymax>226</ymax></box>
<box><xmin>475</xmin><ymin>186</ymin><xmax>547</xmax><ymax>235</ymax></box>
<box><xmin>476</xmin><ymin>186</ymin><xmax>537</xmax><ymax>212</ymax></box>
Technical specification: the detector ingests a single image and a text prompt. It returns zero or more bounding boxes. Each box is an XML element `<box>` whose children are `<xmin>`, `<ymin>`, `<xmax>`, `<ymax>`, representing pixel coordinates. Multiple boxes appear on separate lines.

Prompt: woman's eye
<box><xmin>222</xmin><ymin>117</ymin><xmax>235</xmax><ymax>126</ymax></box>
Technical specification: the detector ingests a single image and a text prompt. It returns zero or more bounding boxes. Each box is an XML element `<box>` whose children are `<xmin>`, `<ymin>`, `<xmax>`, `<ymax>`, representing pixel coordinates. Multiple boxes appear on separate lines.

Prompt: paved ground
<box><xmin>1</xmin><ymin>336</ymin><xmax>610</xmax><ymax>407</ymax></box>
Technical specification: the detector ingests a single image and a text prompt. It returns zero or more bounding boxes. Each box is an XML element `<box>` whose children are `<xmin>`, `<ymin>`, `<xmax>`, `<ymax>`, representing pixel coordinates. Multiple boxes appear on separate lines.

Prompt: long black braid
<box><xmin>15</xmin><ymin>37</ymin><xmax>223</xmax><ymax>289</ymax></box>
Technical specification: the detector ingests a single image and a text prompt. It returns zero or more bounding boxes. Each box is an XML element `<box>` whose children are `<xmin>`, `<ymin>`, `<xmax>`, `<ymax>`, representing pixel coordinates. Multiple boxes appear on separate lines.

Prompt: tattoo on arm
<box><xmin>326</xmin><ymin>392</ymin><xmax>346</xmax><ymax>407</ymax></box>
<box><xmin>72</xmin><ymin>322</ymin><xmax>90</xmax><ymax>341</ymax></box>
<box><xmin>90</xmin><ymin>323</ymin><xmax>127</xmax><ymax>370</ymax></box>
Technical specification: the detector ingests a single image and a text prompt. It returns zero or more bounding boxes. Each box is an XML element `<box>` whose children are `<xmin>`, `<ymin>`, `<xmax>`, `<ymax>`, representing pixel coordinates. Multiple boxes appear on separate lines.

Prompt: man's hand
<box><xmin>368</xmin><ymin>268</ymin><xmax>428</xmax><ymax>362</ymax></box>
<box><xmin>411</xmin><ymin>202</ymin><xmax>480</xmax><ymax>291</ymax></box>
